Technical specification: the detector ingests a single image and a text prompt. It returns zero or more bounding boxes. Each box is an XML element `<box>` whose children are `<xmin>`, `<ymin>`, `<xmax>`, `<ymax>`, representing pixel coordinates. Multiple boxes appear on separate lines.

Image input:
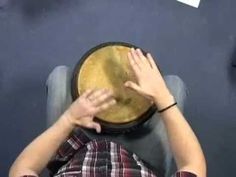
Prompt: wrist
<box><xmin>154</xmin><ymin>92</ymin><xmax>175</xmax><ymax>110</ymax></box>
<box><xmin>51</xmin><ymin>113</ymin><xmax>75</xmax><ymax>135</ymax></box>
<box><xmin>60</xmin><ymin>111</ymin><xmax>78</xmax><ymax>129</ymax></box>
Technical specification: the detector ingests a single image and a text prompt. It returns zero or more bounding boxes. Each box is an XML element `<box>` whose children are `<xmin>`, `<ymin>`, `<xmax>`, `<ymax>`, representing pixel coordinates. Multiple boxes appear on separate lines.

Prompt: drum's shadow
<box><xmin>123</xmin><ymin>114</ymin><xmax>160</xmax><ymax>139</ymax></box>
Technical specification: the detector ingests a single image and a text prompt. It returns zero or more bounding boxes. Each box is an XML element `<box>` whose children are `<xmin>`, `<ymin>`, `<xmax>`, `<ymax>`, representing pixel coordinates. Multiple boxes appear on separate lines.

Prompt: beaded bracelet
<box><xmin>158</xmin><ymin>102</ymin><xmax>177</xmax><ymax>113</ymax></box>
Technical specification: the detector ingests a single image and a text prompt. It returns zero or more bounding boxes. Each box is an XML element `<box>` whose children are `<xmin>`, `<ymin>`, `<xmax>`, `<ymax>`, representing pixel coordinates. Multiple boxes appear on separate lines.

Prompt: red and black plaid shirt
<box><xmin>23</xmin><ymin>129</ymin><xmax>197</xmax><ymax>177</ymax></box>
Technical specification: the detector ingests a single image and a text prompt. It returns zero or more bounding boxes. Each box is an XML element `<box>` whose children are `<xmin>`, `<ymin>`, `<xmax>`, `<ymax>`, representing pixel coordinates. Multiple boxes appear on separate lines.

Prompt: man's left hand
<box><xmin>64</xmin><ymin>89</ymin><xmax>116</xmax><ymax>133</ymax></box>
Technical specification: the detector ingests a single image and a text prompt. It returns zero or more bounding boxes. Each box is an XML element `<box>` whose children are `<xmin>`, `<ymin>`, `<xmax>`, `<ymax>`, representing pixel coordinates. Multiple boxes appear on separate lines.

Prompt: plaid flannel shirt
<box><xmin>22</xmin><ymin>129</ymin><xmax>197</xmax><ymax>177</ymax></box>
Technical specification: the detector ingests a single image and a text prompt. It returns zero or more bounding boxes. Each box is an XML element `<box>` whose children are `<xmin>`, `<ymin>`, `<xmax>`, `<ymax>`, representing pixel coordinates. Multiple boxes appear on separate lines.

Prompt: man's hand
<box><xmin>124</xmin><ymin>49</ymin><xmax>206</xmax><ymax>176</ymax></box>
<box><xmin>9</xmin><ymin>89</ymin><xmax>116</xmax><ymax>177</ymax></box>
<box><xmin>64</xmin><ymin>89</ymin><xmax>116</xmax><ymax>133</ymax></box>
<box><xmin>124</xmin><ymin>48</ymin><xmax>174</xmax><ymax>109</ymax></box>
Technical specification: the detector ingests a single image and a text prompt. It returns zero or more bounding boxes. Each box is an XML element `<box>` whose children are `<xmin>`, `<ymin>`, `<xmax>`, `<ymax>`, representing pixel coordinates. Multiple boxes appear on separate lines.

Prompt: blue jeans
<box><xmin>46</xmin><ymin>66</ymin><xmax>187</xmax><ymax>177</ymax></box>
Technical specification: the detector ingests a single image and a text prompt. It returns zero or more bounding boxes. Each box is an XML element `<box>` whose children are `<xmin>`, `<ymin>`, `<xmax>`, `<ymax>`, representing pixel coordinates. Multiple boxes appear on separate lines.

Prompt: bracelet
<box><xmin>158</xmin><ymin>102</ymin><xmax>177</xmax><ymax>113</ymax></box>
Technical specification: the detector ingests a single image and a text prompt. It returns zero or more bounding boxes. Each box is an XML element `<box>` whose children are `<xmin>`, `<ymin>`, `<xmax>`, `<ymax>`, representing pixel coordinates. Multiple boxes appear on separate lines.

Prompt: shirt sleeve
<box><xmin>174</xmin><ymin>171</ymin><xmax>197</xmax><ymax>177</ymax></box>
<box><xmin>47</xmin><ymin>128</ymin><xmax>90</xmax><ymax>176</ymax></box>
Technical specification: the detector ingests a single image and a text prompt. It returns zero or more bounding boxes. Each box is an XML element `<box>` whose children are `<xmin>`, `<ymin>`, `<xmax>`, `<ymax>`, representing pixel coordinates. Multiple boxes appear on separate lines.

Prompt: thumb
<box><xmin>88</xmin><ymin>122</ymin><xmax>102</xmax><ymax>133</ymax></box>
<box><xmin>124</xmin><ymin>81</ymin><xmax>143</xmax><ymax>94</ymax></box>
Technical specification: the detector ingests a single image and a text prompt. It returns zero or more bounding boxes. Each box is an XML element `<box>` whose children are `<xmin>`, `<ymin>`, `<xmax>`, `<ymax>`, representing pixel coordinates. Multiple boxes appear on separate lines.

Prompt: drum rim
<box><xmin>71</xmin><ymin>41</ymin><xmax>157</xmax><ymax>133</ymax></box>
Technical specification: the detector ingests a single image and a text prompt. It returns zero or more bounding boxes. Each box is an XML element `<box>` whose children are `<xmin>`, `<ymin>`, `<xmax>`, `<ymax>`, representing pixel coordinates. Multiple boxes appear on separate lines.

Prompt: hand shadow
<box><xmin>227</xmin><ymin>42</ymin><xmax>236</xmax><ymax>86</ymax></box>
<box><xmin>10</xmin><ymin>0</ymin><xmax>79</xmax><ymax>21</ymax></box>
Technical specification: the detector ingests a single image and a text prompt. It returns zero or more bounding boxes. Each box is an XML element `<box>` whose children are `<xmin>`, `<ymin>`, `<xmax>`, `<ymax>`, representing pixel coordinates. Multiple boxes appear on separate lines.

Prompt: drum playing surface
<box><xmin>78</xmin><ymin>45</ymin><xmax>152</xmax><ymax>123</ymax></box>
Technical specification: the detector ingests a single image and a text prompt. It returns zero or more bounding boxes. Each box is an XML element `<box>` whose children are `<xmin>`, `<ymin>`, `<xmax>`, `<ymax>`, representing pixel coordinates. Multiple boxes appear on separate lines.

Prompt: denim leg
<box><xmin>46</xmin><ymin>66</ymin><xmax>72</xmax><ymax>127</ymax></box>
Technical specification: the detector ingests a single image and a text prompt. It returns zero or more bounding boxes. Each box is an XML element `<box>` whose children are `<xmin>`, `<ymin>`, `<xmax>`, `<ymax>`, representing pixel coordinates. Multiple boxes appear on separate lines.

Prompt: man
<box><xmin>9</xmin><ymin>48</ymin><xmax>206</xmax><ymax>177</ymax></box>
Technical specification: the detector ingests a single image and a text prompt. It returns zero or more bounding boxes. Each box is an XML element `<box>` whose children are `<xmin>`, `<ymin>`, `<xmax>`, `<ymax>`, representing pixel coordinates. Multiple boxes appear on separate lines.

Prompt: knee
<box><xmin>47</xmin><ymin>65</ymin><xmax>71</xmax><ymax>85</ymax></box>
<box><xmin>51</xmin><ymin>65</ymin><xmax>70</xmax><ymax>74</ymax></box>
<box><xmin>164</xmin><ymin>75</ymin><xmax>187</xmax><ymax>97</ymax></box>
<box><xmin>164</xmin><ymin>75</ymin><xmax>182</xmax><ymax>81</ymax></box>
<box><xmin>49</xmin><ymin>65</ymin><xmax>70</xmax><ymax>78</ymax></box>
<box><xmin>164</xmin><ymin>75</ymin><xmax>187</xmax><ymax>109</ymax></box>
<box><xmin>164</xmin><ymin>75</ymin><xmax>186</xmax><ymax>90</ymax></box>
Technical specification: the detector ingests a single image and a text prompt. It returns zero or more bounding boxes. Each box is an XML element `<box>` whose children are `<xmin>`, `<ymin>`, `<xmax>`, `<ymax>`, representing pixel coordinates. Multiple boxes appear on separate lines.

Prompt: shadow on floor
<box><xmin>228</xmin><ymin>42</ymin><xmax>236</xmax><ymax>86</ymax></box>
<box><xmin>10</xmin><ymin>0</ymin><xmax>79</xmax><ymax>21</ymax></box>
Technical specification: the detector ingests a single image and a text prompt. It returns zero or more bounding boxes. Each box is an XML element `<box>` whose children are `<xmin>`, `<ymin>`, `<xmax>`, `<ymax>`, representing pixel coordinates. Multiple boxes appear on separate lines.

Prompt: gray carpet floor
<box><xmin>0</xmin><ymin>0</ymin><xmax>236</xmax><ymax>176</ymax></box>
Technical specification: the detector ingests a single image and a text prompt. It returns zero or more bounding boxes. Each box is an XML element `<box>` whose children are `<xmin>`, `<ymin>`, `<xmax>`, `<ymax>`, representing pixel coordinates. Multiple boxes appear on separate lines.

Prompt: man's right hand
<box><xmin>124</xmin><ymin>48</ymin><xmax>174</xmax><ymax>110</ymax></box>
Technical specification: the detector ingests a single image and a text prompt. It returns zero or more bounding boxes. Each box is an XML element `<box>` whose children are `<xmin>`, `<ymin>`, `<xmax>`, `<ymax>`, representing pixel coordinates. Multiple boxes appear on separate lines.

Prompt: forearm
<box><xmin>124</xmin><ymin>48</ymin><xmax>206</xmax><ymax>176</ymax></box>
<box><xmin>9</xmin><ymin>113</ymin><xmax>74</xmax><ymax>177</ymax></box>
<box><xmin>155</xmin><ymin>95</ymin><xmax>206</xmax><ymax>176</ymax></box>
<box><xmin>9</xmin><ymin>88</ymin><xmax>115</xmax><ymax>177</ymax></box>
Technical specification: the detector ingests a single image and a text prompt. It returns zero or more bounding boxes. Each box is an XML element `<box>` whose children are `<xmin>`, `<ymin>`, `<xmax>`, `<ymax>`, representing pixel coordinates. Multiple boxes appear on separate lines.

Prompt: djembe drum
<box><xmin>71</xmin><ymin>42</ymin><xmax>156</xmax><ymax>133</ymax></box>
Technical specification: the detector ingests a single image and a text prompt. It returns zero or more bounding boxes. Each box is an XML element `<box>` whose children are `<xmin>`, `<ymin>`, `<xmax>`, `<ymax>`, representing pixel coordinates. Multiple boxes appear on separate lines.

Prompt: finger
<box><xmin>124</xmin><ymin>81</ymin><xmax>152</xmax><ymax>100</ymax></box>
<box><xmin>81</xmin><ymin>89</ymin><xmax>94</xmax><ymax>98</ymax></box>
<box><xmin>124</xmin><ymin>81</ymin><xmax>143</xmax><ymax>94</ymax></box>
<box><xmin>130</xmin><ymin>48</ymin><xmax>142</xmax><ymax>69</ymax></box>
<box><xmin>92</xmin><ymin>90</ymin><xmax>114</xmax><ymax>106</ymax></box>
<box><xmin>88</xmin><ymin>88</ymin><xmax>107</xmax><ymax>101</ymax></box>
<box><xmin>96</xmin><ymin>99</ymin><xmax>116</xmax><ymax>112</ymax></box>
<box><xmin>146</xmin><ymin>53</ymin><xmax>159</xmax><ymax>71</ymax></box>
<box><xmin>136</xmin><ymin>49</ymin><xmax>149</xmax><ymax>66</ymax></box>
<box><xmin>128</xmin><ymin>52</ymin><xmax>141</xmax><ymax>75</ymax></box>
<box><xmin>87</xmin><ymin>122</ymin><xmax>101</xmax><ymax>133</ymax></box>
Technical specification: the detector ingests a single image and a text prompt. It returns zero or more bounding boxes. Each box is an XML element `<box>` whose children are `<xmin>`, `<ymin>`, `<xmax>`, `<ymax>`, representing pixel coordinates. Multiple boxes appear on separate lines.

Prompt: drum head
<box><xmin>72</xmin><ymin>42</ymin><xmax>156</xmax><ymax>133</ymax></box>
